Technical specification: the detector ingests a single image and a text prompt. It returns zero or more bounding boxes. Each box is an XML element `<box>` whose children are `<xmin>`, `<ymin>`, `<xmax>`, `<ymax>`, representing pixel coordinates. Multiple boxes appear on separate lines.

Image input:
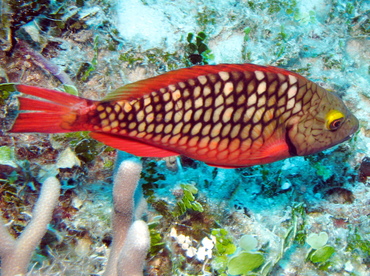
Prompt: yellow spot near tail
<box><xmin>60</xmin><ymin>113</ymin><xmax>77</xmax><ymax>130</ymax></box>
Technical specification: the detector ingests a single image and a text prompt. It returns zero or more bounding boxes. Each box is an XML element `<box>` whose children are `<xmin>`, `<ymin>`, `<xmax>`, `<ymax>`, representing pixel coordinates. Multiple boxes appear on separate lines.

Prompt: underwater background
<box><xmin>0</xmin><ymin>0</ymin><xmax>369</xmax><ymax>275</ymax></box>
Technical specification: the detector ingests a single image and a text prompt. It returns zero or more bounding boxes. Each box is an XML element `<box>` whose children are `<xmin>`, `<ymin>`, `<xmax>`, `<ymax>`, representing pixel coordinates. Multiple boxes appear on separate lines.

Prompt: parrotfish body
<box><xmin>9</xmin><ymin>64</ymin><xmax>359</xmax><ymax>168</ymax></box>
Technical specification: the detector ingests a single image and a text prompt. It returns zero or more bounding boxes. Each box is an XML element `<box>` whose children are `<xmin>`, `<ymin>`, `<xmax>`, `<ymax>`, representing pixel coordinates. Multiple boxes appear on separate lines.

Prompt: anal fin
<box><xmin>90</xmin><ymin>132</ymin><xmax>179</xmax><ymax>158</ymax></box>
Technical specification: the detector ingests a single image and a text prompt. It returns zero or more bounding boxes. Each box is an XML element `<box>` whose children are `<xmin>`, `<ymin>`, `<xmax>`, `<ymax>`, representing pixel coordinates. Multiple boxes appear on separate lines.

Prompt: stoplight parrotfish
<box><xmin>8</xmin><ymin>63</ymin><xmax>359</xmax><ymax>168</ymax></box>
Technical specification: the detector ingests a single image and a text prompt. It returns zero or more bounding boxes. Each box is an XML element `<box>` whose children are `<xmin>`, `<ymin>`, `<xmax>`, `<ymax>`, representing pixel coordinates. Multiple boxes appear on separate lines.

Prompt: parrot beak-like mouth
<box><xmin>342</xmin><ymin>134</ymin><xmax>352</xmax><ymax>142</ymax></box>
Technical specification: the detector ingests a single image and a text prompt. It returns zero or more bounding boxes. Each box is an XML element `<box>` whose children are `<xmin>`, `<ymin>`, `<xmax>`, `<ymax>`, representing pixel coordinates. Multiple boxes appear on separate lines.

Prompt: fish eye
<box><xmin>326</xmin><ymin>110</ymin><xmax>345</xmax><ymax>131</ymax></box>
<box><xmin>329</xmin><ymin>118</ymin><xmax>344</xmax><ymax>130</ymax></box>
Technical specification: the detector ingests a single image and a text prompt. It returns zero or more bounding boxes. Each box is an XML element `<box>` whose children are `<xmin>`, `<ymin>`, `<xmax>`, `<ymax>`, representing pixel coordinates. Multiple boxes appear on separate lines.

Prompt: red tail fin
<box><xmin>9</xmin><ymin>85</ymin><xmax>97</xmax><ymax>133</ymax></box>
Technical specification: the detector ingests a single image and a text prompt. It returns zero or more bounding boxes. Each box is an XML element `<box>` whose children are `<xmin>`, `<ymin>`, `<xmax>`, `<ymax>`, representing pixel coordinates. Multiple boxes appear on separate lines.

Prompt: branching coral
<box><xmin>0</xmin><ymin>176</ymin><xmax>61</xmax><ymax>276</ymax></box>
<box><xmin>116</xmin><ymin>220</ymin><xmax>150</xmax><ymax>276</ymax></box>
<box><xmin>0</xmin><ymin>150</ymin><xmax>150</xmax><ymax>275</ymax></box>
<box><xmin>104</xmin><ymin>158</ymin><xmax>150</xmax><ymax>276</ymax></box>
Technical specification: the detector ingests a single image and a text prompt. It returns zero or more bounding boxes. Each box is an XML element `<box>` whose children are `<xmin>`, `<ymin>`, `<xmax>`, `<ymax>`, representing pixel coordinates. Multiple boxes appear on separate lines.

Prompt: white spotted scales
<box><xmin>10</xmin><ymin>64</ymin><xmax>358</xmax><ymax>168</ymax></box>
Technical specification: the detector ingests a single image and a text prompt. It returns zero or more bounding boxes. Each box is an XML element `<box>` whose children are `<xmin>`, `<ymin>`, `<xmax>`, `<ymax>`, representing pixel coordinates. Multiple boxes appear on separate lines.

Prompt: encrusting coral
<box><xmin>0</xmin><ymin>176</ymin><xmax>61</xmax><ymax>276</ymax></box>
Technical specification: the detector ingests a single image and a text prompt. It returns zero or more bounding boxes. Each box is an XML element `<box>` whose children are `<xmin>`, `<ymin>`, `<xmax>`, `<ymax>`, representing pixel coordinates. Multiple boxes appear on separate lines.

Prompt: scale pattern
<box><xmin>91</xmin><ymin>68</ymin><xmax>318</xmax><ymax>165</ymax></box>
<box><xmin>9</xmin><ymin>64</ymin><xmax>359</xmax><ymax>167</ymax></box>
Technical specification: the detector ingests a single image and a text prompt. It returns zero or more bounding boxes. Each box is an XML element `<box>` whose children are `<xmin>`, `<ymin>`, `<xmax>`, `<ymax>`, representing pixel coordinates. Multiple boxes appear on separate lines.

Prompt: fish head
<box><xmin>286</xmin><ymin>88</ymin><xmax>359</xmax><ymax>156</ymax></box>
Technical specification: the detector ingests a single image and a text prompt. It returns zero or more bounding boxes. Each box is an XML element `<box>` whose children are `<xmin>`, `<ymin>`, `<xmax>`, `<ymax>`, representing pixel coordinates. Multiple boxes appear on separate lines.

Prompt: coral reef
<box><xmin>0</xmin><ymin>155</ymin><xmax>150</xmax><ymax>275</ymax></box>
<box><xmin>104</xmin><ymin>158</ymin><xmax>149</xmax><ymax>276</ymax></box>
<box><xmin>0</xmin><ymin>177</ymin><xmax>60</xmax><ymax>275</ymax></box>
<box><xmin>0</xmin><ymin>0</ymin><xmax>369</xmax><ymax>275</ymax></box>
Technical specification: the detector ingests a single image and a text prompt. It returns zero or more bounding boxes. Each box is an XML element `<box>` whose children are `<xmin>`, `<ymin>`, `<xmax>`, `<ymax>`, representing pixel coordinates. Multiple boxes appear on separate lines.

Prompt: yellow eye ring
<box><xmin>326</xmin><ymin>110</ymin><xmax>345</xmax><ymax>131</ymax></box>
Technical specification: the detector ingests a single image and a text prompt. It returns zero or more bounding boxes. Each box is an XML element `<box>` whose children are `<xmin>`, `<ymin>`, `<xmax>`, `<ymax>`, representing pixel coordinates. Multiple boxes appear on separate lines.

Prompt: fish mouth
<box><xmin>341</xmin><ymin>132</ymin><xmax>356</xmax><ymax>143</ymax></box>
<box><xmin>342</xmin><ymin>116</ymin><xmax>359</xmax><ymax>142</ymax></box>
<box><xmin>338</xmin><ymin>115</ymin><xmax>359</xmax><ymax>143</ymax></box>
<box><xmin>342</xmin><ymin>135</ymin><xmax>352</xmax><ymax>142</ymax></box>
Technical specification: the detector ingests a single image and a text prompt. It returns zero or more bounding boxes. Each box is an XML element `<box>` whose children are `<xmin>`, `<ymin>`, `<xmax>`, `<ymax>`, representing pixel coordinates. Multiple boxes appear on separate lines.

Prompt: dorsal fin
<box><xmin>102</xmin><ymin>64</ymin><xmax>304</xmax><ymax>102</ymax></box>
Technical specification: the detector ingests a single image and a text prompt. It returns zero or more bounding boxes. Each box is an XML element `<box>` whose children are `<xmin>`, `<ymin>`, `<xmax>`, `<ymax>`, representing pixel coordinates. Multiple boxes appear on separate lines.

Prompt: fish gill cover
<box><xmin>0</xmin><ymin>0</ymin><xmax>369</xmax><ymax>275</ymax></box>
